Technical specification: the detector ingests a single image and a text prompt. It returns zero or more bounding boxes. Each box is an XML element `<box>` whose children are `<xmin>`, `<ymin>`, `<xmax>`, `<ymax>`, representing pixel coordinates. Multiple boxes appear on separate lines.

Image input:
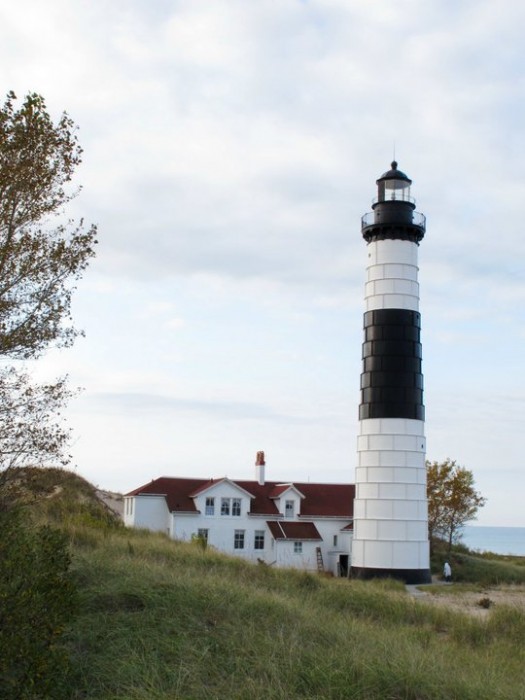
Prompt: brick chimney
<box><xmin>255</xmin><ymin>451</ymin><xmax>265</xmax><ymax>485</ymax></box>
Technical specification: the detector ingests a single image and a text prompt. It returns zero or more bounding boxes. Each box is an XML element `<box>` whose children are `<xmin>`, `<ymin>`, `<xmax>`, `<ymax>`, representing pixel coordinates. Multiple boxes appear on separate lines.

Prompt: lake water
<box><xmin>460</xmin><ymin>526</ymin><xmax>525</xmax><ymax>556</ymax></box>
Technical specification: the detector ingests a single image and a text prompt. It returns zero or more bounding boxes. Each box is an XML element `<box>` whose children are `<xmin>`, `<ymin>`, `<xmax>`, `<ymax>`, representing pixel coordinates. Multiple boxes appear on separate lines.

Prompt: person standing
<box><xmin>443</xmin><ymin>561</ymin><xmax>452</xmax><ymax>583</ymax></box>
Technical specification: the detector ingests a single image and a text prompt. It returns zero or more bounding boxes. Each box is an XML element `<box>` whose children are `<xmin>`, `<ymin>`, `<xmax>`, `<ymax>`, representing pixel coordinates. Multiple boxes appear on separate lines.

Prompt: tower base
<box><xmin>351</xmin><ymin>566</ymin><xmax>431</xmax><ymax>585</ymax></box>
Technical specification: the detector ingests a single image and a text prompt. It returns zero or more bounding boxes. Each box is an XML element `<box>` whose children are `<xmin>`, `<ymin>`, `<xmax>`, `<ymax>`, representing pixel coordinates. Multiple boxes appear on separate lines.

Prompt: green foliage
<box><xmin>0</xmin><ymin>510</ymin><xmax>76</xmax><ymax>699</ymax></box>
<box><xmin>191</xmin><ymin>532</ymin><xmax>208</xmax><ymax>550</ymax></box>
<box><xmin>0</xmin><ymin>91</ymin><xmax>97</xmax><ymax>472</ymax></box>
<box><xmin>0</xmin><ymin>91</ymin><xmax>97</xmax><ymax>360</ymax></box>
<box><xmin>427</xmin><ymin>459</ymin><xmax>486</xmax><ymax>550</ymax></box>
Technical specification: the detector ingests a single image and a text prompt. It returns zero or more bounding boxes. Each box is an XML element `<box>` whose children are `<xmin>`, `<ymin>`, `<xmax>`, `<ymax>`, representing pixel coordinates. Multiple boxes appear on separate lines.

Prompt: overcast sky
<box><xmin>2</xmin><ymin>0</ymin><xmax>524</xmax><ymax>526</ymax></box>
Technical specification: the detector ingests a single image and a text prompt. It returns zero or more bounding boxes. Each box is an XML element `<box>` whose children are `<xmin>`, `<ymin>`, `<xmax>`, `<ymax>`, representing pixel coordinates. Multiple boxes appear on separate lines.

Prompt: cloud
<box><xmin>77</xmin><ymin>390</ymin><xmax>335</xmax><ymax>427</ymax></box>
<box><xmin>2</xmin><ymin>0</ymin><xmax>525</xmax><ymax>525</ymax></box>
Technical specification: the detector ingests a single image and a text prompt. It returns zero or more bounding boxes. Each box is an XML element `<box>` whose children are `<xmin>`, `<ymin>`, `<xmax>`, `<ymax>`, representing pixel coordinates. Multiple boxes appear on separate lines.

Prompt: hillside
<box><xmin>2</xmin><ymin>465</ymin><xmax>123</xmax><ymax>526</ymax></box>
<box><xmin>4</xmin><ymin>467</ymin><xmax>525</xmax><ymax>699</ymax></box>
<box><xmin>68</xmin><ymin>526</ymin><xmax>525</xmax><ymax>700</ymax></box>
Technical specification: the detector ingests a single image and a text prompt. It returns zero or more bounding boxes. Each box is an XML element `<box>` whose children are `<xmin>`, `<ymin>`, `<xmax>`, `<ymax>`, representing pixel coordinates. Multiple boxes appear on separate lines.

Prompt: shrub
<box><xmin>0</xmin><ymin>510</ymin><xmax>77</xmax><ymax>699</ymax></box>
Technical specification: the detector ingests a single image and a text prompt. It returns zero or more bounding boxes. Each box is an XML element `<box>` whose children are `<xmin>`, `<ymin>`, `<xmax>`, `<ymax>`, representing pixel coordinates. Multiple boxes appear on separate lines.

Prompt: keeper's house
<box><xmin>124</xmin><ymin>452</ymin><xmax>355</xmax><ymax>576</ymax></box>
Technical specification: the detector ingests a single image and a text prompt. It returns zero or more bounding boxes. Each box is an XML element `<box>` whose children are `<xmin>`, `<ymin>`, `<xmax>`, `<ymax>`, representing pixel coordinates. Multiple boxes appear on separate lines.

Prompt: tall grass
<box><xmin>430</xmin><ymin>536</ymin><xmax>525</xmax><ymax>586</ymax></box>
<box><xmin>64</xmin><ymin>526</ymin><xmax>525</xmax><ymax>700</ymax></box>
<box><xmin>433</xmin><ymin>549</ymin><xmax>525</xmax><ymax>585</ymax></box>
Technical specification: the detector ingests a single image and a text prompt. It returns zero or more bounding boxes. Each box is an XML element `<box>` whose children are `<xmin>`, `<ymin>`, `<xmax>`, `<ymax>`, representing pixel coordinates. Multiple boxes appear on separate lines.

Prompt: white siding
<box><xmin>365</xmin><ymin>240</ymin><xmax>420</xmax><ymax>312</ymax></box>
<box><xmin>353</xmin><ymin>413</ymin><xmax>430</xmax><ymax>572</ymax></box>
<box><xmin>274</xmin><ymin>540</ymin><xmax>318</xmax><ymax>570</ymax></box>
<box><xmin>130</xmin><ymin>496</ymin><xmax>170</xmax><ymax>534</ymax></box>
<box><xmin>126</xmin><ymin>482</ymin><xmax>353</xmax><ymax>574</ymax></box>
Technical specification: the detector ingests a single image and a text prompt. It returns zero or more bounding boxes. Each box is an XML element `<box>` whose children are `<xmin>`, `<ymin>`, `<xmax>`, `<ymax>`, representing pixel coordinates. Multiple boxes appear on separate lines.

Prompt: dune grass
<box><xmin>432</xmin><ymin>540</ymin><xmax>525</xmax><ymax>586</ymax></box>
<box><xmin>6</xmin><ymin>468</ymin><xmax>524</xmax><ymax>699</ymax></box>
<box><xmin>63</xmin><ymin>526</ymin><xmax>525</xmax><ymax>700</ymax></box>
<box><xmin>3</xmin><ymin>466</ymin><xmax>122</xmax><ymax>530</ymax></box>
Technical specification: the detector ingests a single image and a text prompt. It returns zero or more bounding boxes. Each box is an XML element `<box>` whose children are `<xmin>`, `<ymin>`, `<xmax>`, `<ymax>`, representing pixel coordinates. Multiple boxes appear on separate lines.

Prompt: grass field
<box><xmin>63</xmin><ymin>525</ymin><xmax>525</xmax><ymax>700</ymax></box>
<box><xmin>5</xmin><ymin>468</ymin><xmax>525</xmax><ymax>700</ymax></box>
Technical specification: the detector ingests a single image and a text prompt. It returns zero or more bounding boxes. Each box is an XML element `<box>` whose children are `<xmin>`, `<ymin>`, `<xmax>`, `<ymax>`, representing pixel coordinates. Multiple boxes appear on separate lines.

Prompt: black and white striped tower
<box><xmin>351</xmin><ymin>162</ymin><xmax>431</xmax><ymax>584</ymax></box>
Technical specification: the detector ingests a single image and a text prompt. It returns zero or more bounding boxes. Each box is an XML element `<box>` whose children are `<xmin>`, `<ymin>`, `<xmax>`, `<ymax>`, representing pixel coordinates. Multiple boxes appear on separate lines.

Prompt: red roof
<box><xmin>267</xmin><ymin>521</ymin><xmax>322</xmax><ymax>541</ymax></box>
<box><xmin>188</xmin><ymin>479</ymin><xmax>218</xmax><ymax>497</ymax></box>
<box><xmin>268</xmin><ymin>484</ymin><xmax>303</xmax><ymax>499</ymax></box>
<box><xmin>126</xmin><ymin>477</ymin><xmax>355</xmax><ymax>517</ymax></box>
<box><xmin>294</xmin><ymin>483</ymin><xmax>354</xmax><ymax>517</ymax></box>
<box><xmin>126</xmin><ymin>477</ymin><xmax>204</xmax><ymax>513</ymax></box>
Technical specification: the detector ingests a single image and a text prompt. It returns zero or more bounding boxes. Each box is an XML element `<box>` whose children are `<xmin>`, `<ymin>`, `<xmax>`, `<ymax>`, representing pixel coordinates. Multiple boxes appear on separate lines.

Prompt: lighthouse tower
<box><xmin>351</xmin><ymin>162</ymin><xmax>431</xmax><ymax>584</ymax></box>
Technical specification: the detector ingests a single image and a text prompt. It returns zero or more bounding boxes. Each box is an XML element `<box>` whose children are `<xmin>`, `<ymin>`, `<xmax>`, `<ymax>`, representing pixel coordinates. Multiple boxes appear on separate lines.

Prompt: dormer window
<box><xmin>232</xmin><ymin>498</ymin><xmax>241</xmax><ymax>516</ymax></box>
<box><xmin>285</xmin><ymin>500</ymin><xmax>294</xmax><ymax>518</ymax></box>
<box><xmin>221</xmin><ymin>497</ymin><xmax>230</xmax><ymax>516</ymax></box>
<box><xmin>205</xmin><ymin>497</ymin><xmax>215</xmax><ymax>515</ymax></box>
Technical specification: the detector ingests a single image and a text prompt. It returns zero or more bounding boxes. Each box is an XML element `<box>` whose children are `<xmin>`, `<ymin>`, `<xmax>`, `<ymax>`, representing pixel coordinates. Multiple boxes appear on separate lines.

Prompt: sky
<box><xmin>1</xmin><ymin>0</ymin><xmax>524</xmax><ymax>526</ymax></box>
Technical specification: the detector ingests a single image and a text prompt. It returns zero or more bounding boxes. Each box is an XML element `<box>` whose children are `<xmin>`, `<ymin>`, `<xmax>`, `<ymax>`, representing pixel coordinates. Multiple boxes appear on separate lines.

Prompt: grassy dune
<box><xmin>65</xmin><ymin>526</ymin><xmax>525</xmax><ymax>700</ymax></box>
<box><xmin>5</xmin><ymin>468</ymin><xmax>524</xmax><ymax>699</ymax></box>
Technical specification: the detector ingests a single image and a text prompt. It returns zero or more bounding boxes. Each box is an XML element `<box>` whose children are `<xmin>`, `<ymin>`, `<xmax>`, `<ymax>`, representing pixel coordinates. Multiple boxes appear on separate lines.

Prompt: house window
<box><xmin>205</xmin><ymin>497</ymin><xmax>215</xmax><ymax>516</ymax></box>
<box><xmin>285</xmin><ymin>500</ymin><xmax>294</xmax><ymax>518</ymax></box>
<box><xmin>254</xmin><ymin>531</ymin><xmax>265</xmax><ymax>550</ymax></box>
<box><xmin>232</xmin><ymin>498</ymin><xmax>241</xmax><ymax>516</ymax></box>
<box><xmin>333</xmin><ymin>535</ymin><xmax>338</xmax><ymax>547</ymax></box>
<box><xmin>198</xmin><ymin>529</ymin><xmax>209</xmax><ymax>543</ymax></box>
<box><xmin>234</xmin><ymin>530</ymin><xmax>245</xmax><ymax>550</ymax></box>
<box><xmin>221</xmin><ymin>497</ymin><xmax>230</xmax><ymax>516</ymax></box>
<box><xmin>294</xmin><ymin>541</ymin><xmax>303</xmax><ymax>554</ymax></box>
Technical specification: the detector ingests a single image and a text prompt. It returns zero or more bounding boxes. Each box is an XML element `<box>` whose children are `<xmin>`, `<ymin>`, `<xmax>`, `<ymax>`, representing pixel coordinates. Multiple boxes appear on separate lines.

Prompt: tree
<box><xmin>0</xmin><ymin>91</ymin><xmax>97</xmax><ymax>360</ymax></box>
<box><xmin>0</xmin><ymin>91</ymin><xmax>95</xmax><ymax>696</ymax></box>
<box><xmin>0</xmin><ymin>91</ymin><xmax>96</xmax><ymax>471</ymax></box>
<box><xmin>427</xmin><ymin>458</ymin><xmax>486</xmax><ymax>551</ymax></box>
<box><xmin>0</xmin><ymin>370</ymin><xmax>74</xmax><ymax>494</ymax></box>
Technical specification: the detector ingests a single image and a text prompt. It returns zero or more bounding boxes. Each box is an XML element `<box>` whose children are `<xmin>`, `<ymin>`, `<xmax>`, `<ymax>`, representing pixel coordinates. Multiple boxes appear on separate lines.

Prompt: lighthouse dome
<box><xmin>377</xmin><ymin>161</ymin><xmax>412</xmax><ymax>185</ymax></box>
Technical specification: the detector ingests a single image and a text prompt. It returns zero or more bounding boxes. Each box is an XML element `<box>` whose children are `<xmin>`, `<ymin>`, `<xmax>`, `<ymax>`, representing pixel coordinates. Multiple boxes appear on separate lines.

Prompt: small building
<box><xmin>124</xmin><ymin>452</ymin><xmax>355</xmax><ymax>576</ymax></box>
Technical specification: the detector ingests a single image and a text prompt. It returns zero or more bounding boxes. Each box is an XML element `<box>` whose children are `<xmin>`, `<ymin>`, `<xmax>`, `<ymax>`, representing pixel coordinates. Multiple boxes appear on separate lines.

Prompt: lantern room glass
<box><xmin>378</xmin><ymin>178</ymin><xmax>411</xmax><ymax>203</ymax></box>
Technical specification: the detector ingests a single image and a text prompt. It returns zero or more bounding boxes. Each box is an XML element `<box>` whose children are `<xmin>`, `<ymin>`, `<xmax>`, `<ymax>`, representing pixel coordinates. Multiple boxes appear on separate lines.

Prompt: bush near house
<box><xmin>0</xmin><ymin>467</ymin><xmax>120</xmax><ymax>698</ymax></box>
<box><xmin>0</xmin><ymin>510</ymin><xmax>76</xmax><ymax>699</ymax></box>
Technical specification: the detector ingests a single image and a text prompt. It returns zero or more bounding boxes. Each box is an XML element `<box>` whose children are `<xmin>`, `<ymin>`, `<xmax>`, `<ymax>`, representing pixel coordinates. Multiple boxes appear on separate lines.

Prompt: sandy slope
<box><xmin>417</xmin><ymin>584</ymin><xmax>525</xmax><ymax>617</ymax></box>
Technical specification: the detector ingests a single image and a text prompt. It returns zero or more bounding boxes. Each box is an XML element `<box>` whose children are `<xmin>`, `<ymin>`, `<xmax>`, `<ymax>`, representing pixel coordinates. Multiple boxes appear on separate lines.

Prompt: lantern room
<box><xmin>376</xmin><ymin>161</ymin><xmax>414</xmax><ymax>203</ymax></box>
<box><xmin>361</xmin><ymin>161</ymin><xmax>425</xmax><ymax>243</ymax></box>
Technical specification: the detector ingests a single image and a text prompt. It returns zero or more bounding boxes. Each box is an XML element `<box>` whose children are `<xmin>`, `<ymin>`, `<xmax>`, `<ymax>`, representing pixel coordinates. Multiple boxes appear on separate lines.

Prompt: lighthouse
<box><xmin>351</xmin><ymin>162</ymin><xmax>431</xmax><ymax>584</ymax></box>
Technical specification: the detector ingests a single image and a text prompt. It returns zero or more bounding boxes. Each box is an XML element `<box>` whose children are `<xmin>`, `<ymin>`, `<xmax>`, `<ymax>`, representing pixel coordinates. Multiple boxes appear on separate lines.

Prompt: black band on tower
<box><xmin>352</xmin><ymin>566</ymin><xmax>432</xmax><ymax>585</ymax></box>
<box><xmin>359</xmin><ymin>308</ymin><xmax>424</xmax><ymax>421</ymax></box>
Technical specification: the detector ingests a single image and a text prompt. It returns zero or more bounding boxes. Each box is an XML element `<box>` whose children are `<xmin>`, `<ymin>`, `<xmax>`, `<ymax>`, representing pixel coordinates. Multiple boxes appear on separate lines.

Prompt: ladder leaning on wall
<box><xmin>316</xmin><ymin>546</ymin><xmax>324</xmax><ymax>573</ymax></box>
